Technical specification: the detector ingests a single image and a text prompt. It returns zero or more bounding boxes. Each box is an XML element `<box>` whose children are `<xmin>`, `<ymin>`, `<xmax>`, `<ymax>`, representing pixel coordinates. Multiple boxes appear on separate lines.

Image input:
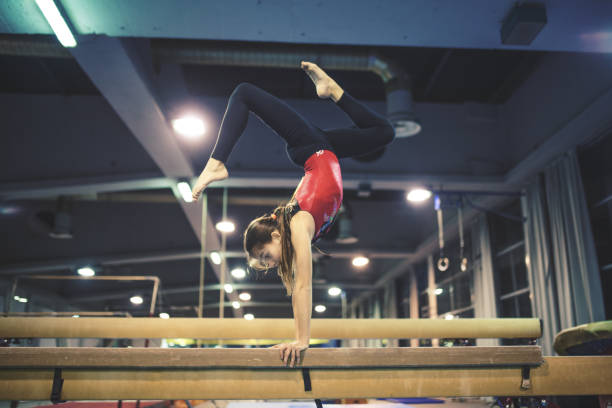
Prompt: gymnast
<box><xmin>192</xmin><ymin>62</ymin><xmax>395</xmax><ymax>367</ymax></box>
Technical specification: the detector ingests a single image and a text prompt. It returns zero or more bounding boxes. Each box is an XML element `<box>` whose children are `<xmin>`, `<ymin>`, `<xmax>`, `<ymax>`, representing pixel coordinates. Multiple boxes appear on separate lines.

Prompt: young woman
<box><xmin>192</xmin><ymin>62</ymin><xmax>395</xmax><ymax>366</ymax></box>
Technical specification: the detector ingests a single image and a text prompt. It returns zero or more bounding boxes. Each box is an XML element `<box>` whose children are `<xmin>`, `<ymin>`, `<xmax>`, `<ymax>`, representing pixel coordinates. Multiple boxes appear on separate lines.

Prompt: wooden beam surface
<box><xmin>0</xmin><ymin>317</ymin><xmax>542</xmax><ymax>339</ymax></box>
<box><xmin>0</xmin><ymin>346</ymin><xmax>543</xmax><ymax>368</ymax></box>
<box><xmin>0</xmin><ymin>357</ymin><xmax>610</xmax><ymax>400</ymax></box>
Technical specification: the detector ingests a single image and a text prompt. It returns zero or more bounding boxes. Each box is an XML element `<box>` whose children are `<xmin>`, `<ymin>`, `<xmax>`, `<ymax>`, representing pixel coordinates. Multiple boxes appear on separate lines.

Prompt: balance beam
<box><xmin>0</xmin><ymin>346</ymin><xmax>543</xmax><ymax>368</ymax></box>
<box><xmin>0</xmin><ymin>317</ymin><xmax>542</xmax><ymax>339</ymax></box>
<box><xmin>0</xmin><ymin>353</ymin><xmax>610</xmax><ymax>399</ymax></box>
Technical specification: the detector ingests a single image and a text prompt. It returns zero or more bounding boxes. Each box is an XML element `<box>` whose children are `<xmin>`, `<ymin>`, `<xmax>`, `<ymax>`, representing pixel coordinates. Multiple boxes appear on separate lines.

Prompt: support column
<box><xmin>409</xmin><ymin>268</ymin><xmax>419</xmax><ymax>347</ymax></box>
<box><xmin>427</xmin><ymin>255</ymin><xmax>439</xmax><ymax>347</ymax></box>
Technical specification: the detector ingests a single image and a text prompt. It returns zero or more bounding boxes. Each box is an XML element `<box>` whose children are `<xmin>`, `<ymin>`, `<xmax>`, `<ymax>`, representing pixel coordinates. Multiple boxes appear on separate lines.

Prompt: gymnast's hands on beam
<box><xmin>271</xmin><ymin>340</ymin><xmax>309</xmax><ymax>368</ymax></box>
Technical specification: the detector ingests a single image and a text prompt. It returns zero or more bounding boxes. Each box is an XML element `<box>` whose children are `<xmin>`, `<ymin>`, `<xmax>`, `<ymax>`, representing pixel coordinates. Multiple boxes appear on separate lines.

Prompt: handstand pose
<box><xmin>192</xmin><ymin>62</ymin><xmax>395</xmax><ymax>366</ymax></box>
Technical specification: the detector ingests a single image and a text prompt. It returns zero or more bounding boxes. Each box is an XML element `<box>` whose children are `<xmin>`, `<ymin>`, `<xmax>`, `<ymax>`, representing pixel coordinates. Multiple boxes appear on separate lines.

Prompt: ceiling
<box><xmin>1</xmin><ymin>0</ymin><xmax>612</xmax><ymax>320</ymax></box>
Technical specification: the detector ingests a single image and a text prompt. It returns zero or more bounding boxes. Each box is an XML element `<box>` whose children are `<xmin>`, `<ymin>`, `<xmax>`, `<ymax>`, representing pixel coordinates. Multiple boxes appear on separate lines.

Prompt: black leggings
<box><xmin>210</xmin><ymin>82</ymin><xmax>395</xmax><ymax>167</ymax></box>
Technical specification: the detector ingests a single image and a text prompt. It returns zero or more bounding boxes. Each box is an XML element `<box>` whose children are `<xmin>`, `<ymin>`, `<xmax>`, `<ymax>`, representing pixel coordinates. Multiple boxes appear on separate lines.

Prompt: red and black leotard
<box><xmin>208</xmin><ymin>83</ymin><xmax>394</xmax><ymax>241</ymax></box>
<box><xmin>291</xmin><ymin>150</ymin><xmax>343</xmax><ymax>242</ymax></box>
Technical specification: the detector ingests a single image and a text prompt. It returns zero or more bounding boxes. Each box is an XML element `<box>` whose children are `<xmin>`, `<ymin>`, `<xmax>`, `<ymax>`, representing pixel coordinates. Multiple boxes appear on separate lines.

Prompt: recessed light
<box><xmin>130</xmin><ymin>296</ymin><xmax>144</xmax><ymax>305</ymax></box>
<box><xmin>328</xmin><ymin>287</ymin><xmax>342</xmax><ymax>297</ymax></box>
<box><xmin>231</xmin><ymin>268</ymin><xmax>246</xmax><ymax>279</ymax></box>
<box><xmin>314</xmin><ymin>305</ymin><xmax>326</xmax><ymax>313</ymax></box>
<box><xmin>407</xmin><ymin>188</ymin><xmax>432</xmax><ymax>202</ymax></box>
<box><xmin>77</xmin><ymin>267</ymin><xmax>95</xmax><ymax>277</ymax></box>
<box><xmin>216</xmin><ymin>220</ymin><xmax>235</xmax><ymax>233</ymax></box>
<box><xmin>210</xmin><ymin>252</ymin><xmax>222</xmax><ymax>265</ymax></box>
<box><xmin>0</xmin><ymin>205</ymin><xmax>20</xmax><ymax>215</ymax></box>
<box><xmin>172</xmin><ymin>116</ymin><xmax>206</xmax><ymax>138</ymax></box>
<box><xmin>352</xmin><ymin>256</ymin><xmax>369</xmax><ymax>267</ymax></box>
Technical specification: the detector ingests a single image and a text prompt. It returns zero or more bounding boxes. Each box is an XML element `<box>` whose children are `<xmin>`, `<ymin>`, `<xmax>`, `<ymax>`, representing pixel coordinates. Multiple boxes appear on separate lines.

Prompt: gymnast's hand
<box><xmin>271</xmin><ymin>341</ymin><xmax>309</xmax><ymax>368</ymax></box>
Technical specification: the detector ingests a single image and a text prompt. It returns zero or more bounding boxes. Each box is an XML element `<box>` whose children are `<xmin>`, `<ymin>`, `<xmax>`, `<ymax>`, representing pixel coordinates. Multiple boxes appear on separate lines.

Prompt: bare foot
<box><xmin>192</xmin><ymin>158</ymin><xmax>228</xmax><ymax>200</ymax></box>
<box><xmin>301</xmin><ymin>61</ymin><xmax>344</xmax><ymax>102</ymax></box>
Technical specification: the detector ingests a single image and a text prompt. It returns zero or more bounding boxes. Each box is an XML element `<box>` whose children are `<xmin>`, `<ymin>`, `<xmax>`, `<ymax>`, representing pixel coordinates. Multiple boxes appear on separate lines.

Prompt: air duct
<box><xmin>151</xmin><ymin>41</ymin><xmax>421</xmax><ymax>138</ymax></box>
<box><xmin>0</xmin><ymin>38</ymin><xmax>421</xmax><ymax>138</ymax></box>
<box><xmin>0</xmin><ymin>36</ymin><xmax>71</xmax><ymax>58</ymax></box>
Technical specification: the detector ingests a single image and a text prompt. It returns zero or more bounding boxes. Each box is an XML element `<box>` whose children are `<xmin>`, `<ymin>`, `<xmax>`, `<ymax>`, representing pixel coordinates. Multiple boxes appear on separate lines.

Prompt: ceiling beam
<box><xmin>0</xmin><ymin>173</ymin><xmax>172</xmax><ymax>200</ymax></box>
<box><xmin>3</xmin><ymin>1</ymin><xmax>612</xmax><ymax>52</ymax></box>
<box><xmin>0</xmin><ymin>248</ymin><xmax>410</xmax><ymax>276</ymax></box>
<box><xmin>0</xmin><ymin>172</ymin><xmax>512</xmax><ymax>201</ymax></box>
<box><xmin>67</xmin><ymin>35</ymin><xmax>241</xmax><ymax>317</ymax></box>
<box><xmin>209</xmin><ymin>172</ymin><xmax>511</xmax><ymax>193</ymax></box>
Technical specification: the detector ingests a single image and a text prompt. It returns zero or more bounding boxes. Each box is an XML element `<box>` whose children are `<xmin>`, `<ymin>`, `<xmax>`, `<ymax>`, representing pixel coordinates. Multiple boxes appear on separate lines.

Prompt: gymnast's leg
<box><xmin>192</xmin><ymin>82</ymin><xmax>326</xmax><ymax>199</ymax></box>
<box><xmin>301</xmin><ymin>62</ymin><xmax>395</xmax><ymax>158</ymax></box>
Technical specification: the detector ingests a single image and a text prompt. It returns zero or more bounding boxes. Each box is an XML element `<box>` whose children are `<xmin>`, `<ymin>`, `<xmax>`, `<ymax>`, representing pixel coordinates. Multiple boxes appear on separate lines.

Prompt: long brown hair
<box><xmin>243</xmin><ymin>201</ymin><xmax>297</xmax><ymax>295</ymax></box>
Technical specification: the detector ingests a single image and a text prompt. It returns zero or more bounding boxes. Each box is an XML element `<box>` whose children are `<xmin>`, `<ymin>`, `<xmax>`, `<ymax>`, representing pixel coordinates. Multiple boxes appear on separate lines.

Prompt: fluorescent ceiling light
<box><xmin>77</xmin><ymin>267</ymin><xmax>95</xmax><ymax>277</ymax></box>
<box><xmin>407</xmin><ymin>188</ymin><xmax>432</xmax><ymax>203</ymax></box>
<box><xmin>434</xmin><ymin>288</ymin><xmax>443</xmax><ymax>295</ymax></box>
<box><xmin>216</xmin><ymin>220</ymin><xmax>235</xmax><ymax>233</ymax></box>
<box><xmin>72</xmin><ymin>314</ymin><xmax>80</xmax><ymax>318</ymax></box>
<box><xmin>232</xmin><ymin>301</ymin><xmax>241</xmax><ymax>309</ymax></box>
<box><xmin>35</xmin><ymin>0</ymin><xmax>77</xmax><ymax>47</ymax></box>
<box><xmin>244</xmin><ymin>313</ymin><xmax>254</xmax><ymax>320</ymax></box>
<box><xmin>224</xmin><ymin>284</ymin><xmax>234</xmax><ymax>293</ymax></box>
<box><xmin>314</xmin><ymin>305</ymin><xmax>326</xmax><ymax>313</ymax></box>
<box><xmin>172</xmin><ymin>116</ymin><xmax>206</xmax><ymax>138</ymax></box>
<box><xmin>238</xmin><ymin>292</ymin><xmax>251</xmax><ymax>301</ymax></box>
<box><xmin>328</xmin><ymin>287</ymin><xmax>342</xmax><ymax>297</ymax></box>
<box><xmin>177</xmin><ymin>181</ymin><xmax>193</xmax><ymax>203</ymax></box>
<box><xmin>231</xmin><ymin>268</ymin><xmax>246</xmax><ymax>279</ymax></box>
<box><xmin>159</xmin><ymin>313</ymin><xmax>170</xmax><ymax>319</ymax></box>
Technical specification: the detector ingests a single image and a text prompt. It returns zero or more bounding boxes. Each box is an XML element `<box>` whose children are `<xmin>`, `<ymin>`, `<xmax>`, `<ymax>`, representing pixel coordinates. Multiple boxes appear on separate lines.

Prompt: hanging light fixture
<box><xmin>386</xmin><ymin>73</ymin><xmax>421</xmax><ymax>138</ymax></box>
<box><xmin>335</xmin><ymin>204</ymin><xmax>358</xmax><ymax>244</ymax></box>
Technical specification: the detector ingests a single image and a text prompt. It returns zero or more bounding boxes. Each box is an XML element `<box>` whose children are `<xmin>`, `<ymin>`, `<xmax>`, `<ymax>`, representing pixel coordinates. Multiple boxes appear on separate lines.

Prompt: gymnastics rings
<box><xmin>438</xmin><ymin>257</ymin><xmax>449</xmax><ymax>272</ymax></box>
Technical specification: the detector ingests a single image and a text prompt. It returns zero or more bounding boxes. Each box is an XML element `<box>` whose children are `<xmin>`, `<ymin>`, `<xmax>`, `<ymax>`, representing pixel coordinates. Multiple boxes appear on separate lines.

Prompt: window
<box><xmin>578</xmin><ymin>131</ymin><xmax>612</xmax><ymax>320</ymax></box>
<box><xmin>434</xmin><ymin>235</ymin><xmax>474</xmax><ymax>318</ymax></box>
<box><xmin>489</xmin><ymin>199</ymin><xmax>532</xmax><ymax>345</ymax></box>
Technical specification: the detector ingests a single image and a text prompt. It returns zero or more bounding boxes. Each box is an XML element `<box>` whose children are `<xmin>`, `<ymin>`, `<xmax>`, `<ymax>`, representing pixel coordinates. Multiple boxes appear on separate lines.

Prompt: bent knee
<box><xmin>232</xmin><ymin>82</ymin><xmax>256</xmax><ymax>98</ymax></box>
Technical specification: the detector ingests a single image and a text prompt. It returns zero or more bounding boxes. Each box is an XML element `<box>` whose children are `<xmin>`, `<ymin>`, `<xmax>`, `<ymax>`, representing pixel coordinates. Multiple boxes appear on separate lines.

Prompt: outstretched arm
<box><xmin>291</xmin><ymin>214</ymin><xmax>314</xmax><ymax>345</ymax></box>
<box><xmin>271</xmin><ymin>211</ymin><xmax>315</xmax><ymax>367</ymax></box>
